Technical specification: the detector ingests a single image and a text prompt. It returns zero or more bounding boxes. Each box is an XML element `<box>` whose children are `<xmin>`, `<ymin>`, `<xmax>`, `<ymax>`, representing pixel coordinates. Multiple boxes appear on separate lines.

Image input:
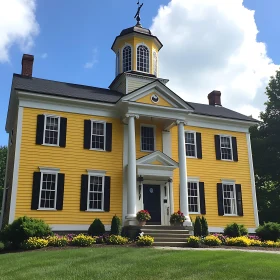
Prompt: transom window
<box><xmin>188</xmin><ymin>182</ymin><xmax>200</xmax><ymax>213</ymax></box>
<box><xmin>223</xmin><ymin>183</ymin><xmax>237</xmax><ymax>215</ymax></box>
<box><xmin>141</xmin><ymin>126</ymin><xmax>155</xmax><ymax>152</ymax></box>
<box><xmin>137</xmin><ymin>45</ymin><xmax>149</xmax><ymax>73</ymax></box>
<box><xmin>185</xmin><ymin>132</ymin><xmax>196</xmax><ymax>157</ymax></box>
<box><xmin>91</xmin><ymin>121</ymin><xmax>105</xmax><ymax>150</ymax></box>
<box><xmin>88</xmin><ymin>175</ymin><xmax>104</xmax><ymax>210</ymax></box>
<box><xmin>44</xmin><ymin>116</ymin><xmax>60</xmax><ymax>145</ymax></box>
<box><xmin>123</xmin><ymin>46</ymin><xmax>132</xmax><ymax>72</ymax></box>
<box><xmin>220</xmin><ymin>136</ymin><xmax>233</xmax><ymax>160</ymax></box>
<box><xmin>39</xmin><ymin>173</ymin><xmax>57</xmax><ymax>209</ymax></box>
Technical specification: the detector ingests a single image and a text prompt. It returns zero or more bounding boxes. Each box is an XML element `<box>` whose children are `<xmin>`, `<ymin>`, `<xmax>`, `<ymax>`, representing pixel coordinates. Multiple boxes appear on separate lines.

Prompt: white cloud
<box><xmin>0</xmin><ymin>0</ymin><xmax>39</xmax><ymax>62</ymax></box>
<box><xmin>84</xmin><ymin>48</ymin><xmax>98</xmax><ymax>69</ymax></box>
<box><xmin>41</xmin><ymin>52</ymin><xmax>47</xmax><ymax>59</ymax></box>
<box><xmin>151</xmin><ymin>0</ymin><xmax>278</xmax><ymax>119</ymax></box>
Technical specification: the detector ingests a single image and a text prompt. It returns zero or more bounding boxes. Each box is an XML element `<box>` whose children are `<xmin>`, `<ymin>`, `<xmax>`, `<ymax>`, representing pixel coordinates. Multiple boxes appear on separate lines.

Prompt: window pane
<box><xmin>44</xmin><ymin>116</ymin><xmax>59</xmax><ymax>145</ymax></box>
<box><xmin>88</xmin><ymin>175</ymin><xmax>104</xmax><ymax>210</ymax></box>
<box><xmin>123</xmin><ymin>46</ymin><xmax>132</xmax><ymax>72</ymax></box>
<box><xmin>91</xmin><ymin>122</ymin><xmax>105</xmax><ymax>150</ymax></box>
<box><xmin>40</xmin><ymin>173</ymin><xmax>57</xmax><ymax>209</ymax></box>
<box><xmin>137</xmin><ymin>45</ymin><xmax>149</xmax><ymax>73</ymax></box>
<box><xmin>141</xmin><ymin>126</ymin><xmax>155</xmax><ymax>151</ymax></box>
<box><xmin>188</xmin><ymin>182</ymin><xmax>199</xmax><ymax>213</ymax></box>
<box><xmin>223</xmin><ymin>184</ymin><xmax>236</xmax><ymax>215</ymax></box>
<box><xmin>185</xmin><ymin>132</ymin><xmax>196</xmax><ymax>157</ymax></box>
<box><xmin>220</xmin><ymin>136</ymin><xmax>233</xmax><ymax>160</ymax></box>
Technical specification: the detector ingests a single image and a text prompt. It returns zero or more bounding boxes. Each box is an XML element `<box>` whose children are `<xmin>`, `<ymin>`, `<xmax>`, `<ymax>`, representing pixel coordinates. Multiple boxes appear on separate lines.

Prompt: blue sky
<box><xmin>0</xmin><ymin>0</ymin><xmax>280</xmax><ymax>146</ymax></box>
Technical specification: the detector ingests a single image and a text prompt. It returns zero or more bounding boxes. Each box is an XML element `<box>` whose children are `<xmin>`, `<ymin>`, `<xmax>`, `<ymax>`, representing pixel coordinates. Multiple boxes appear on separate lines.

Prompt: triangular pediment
<box><xmin>137</xmin><ymin>151</ymin><xmax>178</xmax><ymax>168</ymax></box>
<box><xmin>120</xmin><ymin>80</ymin><xmax>192</xmax><ymax>111</ymax></box>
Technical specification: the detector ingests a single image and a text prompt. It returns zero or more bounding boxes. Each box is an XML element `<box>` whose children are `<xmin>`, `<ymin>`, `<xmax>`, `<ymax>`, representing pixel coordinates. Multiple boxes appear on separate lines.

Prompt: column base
<box><xmin>124</xmin><ymin>215</ymin><xmax>138</xmax><ymax>226</ymax></box>
<box><xmin>183</xmin><ymin>216</ymin><xmax>193</xmax><ymax>227</ymax></box>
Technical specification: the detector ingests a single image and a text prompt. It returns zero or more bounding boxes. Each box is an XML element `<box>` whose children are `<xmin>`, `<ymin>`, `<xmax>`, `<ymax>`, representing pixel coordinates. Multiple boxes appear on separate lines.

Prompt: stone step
<box><xmin>153</xmin><ymin>237</ymin><xmax>188</xmax><ymax>242</ymax></box>
<box><xmin>141</xmin><ymin>229</ymin><xmax>189</xmax><ymax>235</ymax></box>
<box><xmin>153</xmin><ymin>242</ymin><xmax>186</xmax><ymax>247</ymax></box>
<box><xmin>141</xmin><ymin>225</ymin><xmax>187</xmax><ymax>230</ymax></box>
<box><xmin>144</xmin><ymin>232</ymin><xmax>190</xmax><ymax>237</ymax></box>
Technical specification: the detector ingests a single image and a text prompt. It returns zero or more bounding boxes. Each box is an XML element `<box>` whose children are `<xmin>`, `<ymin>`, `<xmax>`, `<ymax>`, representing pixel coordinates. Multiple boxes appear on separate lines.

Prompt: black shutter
<box><xmin>56</xmin><ymin>173</ymin><xmax>65</xmax><ymax>210</ymax></box>
<box><xmin>105</xmin><ymin>123</ymin><xmax>112</xmax><ymax>152</ymax></box>
<box><xmin>196</xmin><ymin>132</ymin><xmax>202</xmax><ymax>159</ymax></box>
<box><xmin>31</xmin><ymin>172</ymin><xmax>41</xmax><ymax>210</ymax></box>
<box><xmin>84</xmin><ymin>120</ymin><xmax>91</xmax><ymax>149</ymax></box>
<box><xmin>235</xmin><ymin>184</ymin><xmax>243</xmax><ymax>216</ymax></box>
<box><xmin>215</xmin><ymin>135</ymin><xmax>221</xmax><ymax>160</ymax></box>
<box><xmin>217</xmin><ymin>183</ymin><xmax>224</xmax><ymax>216</ymax></box>
<box><xmin>199</xmin><ymin>182</ymin><xmax>206</xmax><ymax>214</ymax></box>
<box><xmin>59</xmin><ymin>118</ymin><xmax>67</xmax><ymax>148</ymax></box>
<box><xmin>104</xmin><ymin>176</ymin><xmax>111</xmax><ymax>212</ymax></box>
<box><xmin>36</xmin><ymin>115</ymin><xmax>45</xmax><ymax>145</ymax></box>
<box><xmin>232</xmin><ymin>137</ymin><xmax>238</xmax><ymax>162</ymax></box>
<box><xmin>80</xmin><ymin>175</ymin><xmax>88</xmax><ymax>211</ymax></box>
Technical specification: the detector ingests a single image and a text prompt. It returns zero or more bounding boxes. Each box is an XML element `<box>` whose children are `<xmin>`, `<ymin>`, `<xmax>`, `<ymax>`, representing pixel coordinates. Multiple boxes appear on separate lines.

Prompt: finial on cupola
<box><xmin>134</xmin><ymin>1</ymin><xmax>144</xmax><ymax>27</ymax></box>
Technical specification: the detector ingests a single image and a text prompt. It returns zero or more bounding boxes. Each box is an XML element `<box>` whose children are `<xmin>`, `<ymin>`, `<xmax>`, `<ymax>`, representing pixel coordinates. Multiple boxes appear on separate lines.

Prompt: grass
<box><xmin>0</xmin><ymin>247</ymin><xmax>280</xmax><ymax>280</ymax></box>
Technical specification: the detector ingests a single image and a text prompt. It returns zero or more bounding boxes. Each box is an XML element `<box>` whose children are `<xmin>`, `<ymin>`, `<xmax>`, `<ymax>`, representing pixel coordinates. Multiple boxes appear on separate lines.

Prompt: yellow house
<box><xmin>1</xmin><ymin>15</ymin><xmax>259</xmax><ymax>234</ymax></box>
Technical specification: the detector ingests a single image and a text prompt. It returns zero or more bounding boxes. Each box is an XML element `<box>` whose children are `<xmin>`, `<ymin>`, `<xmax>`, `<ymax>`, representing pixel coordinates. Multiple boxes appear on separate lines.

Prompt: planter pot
<box><xmin>138</xmin><ymin>221</ymin><xmax>146</xmax><ymax>226</ymax></box>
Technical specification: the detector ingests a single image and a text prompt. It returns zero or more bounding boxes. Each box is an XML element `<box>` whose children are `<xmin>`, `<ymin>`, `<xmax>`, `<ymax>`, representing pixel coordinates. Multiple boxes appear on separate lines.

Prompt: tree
<box><xmin>194</xmin><ymin>216</ymin><xmax>202</xmax><ymax>237</ymax></box>
<box><xmin>0</xmin><ymin>146</ymin><xmax>7</xmax><ymax>208</ymax></box>
<box><xmin>250</xmin><ymin>69</ymin><xmax>280</xmax><ymax>223</ymax></box>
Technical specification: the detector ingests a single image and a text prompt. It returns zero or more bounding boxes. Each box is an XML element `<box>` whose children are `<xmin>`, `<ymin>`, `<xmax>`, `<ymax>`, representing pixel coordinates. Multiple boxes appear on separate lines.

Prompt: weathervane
<box><xmin>134</xmin><ymin>1</ymin><xmax>144</xmax><ymax>26</ymax></box>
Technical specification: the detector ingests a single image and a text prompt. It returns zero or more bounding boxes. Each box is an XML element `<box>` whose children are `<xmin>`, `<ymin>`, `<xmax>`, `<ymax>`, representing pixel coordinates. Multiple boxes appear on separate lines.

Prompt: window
<box><xmin>188</xmin><ymin>182</ymin><xmax>200</xmax><ymax>213</ymax></box>
<box><xmin>88</xmin><ymin>175</ymin><xmax>104</xmax><ymax>211</ymax></box>
<box><xmin>116</xmin><ymin>50</ymin><xmax>120</xmax><ymax>76</ymax></box>
<box><xmin>39</xmin><ymin>173</ymin><xmax>58</xmax><ymax>209</ymax></box>
<box><xmin>220</xmin><ymin>136</ymin><xmax>233</xmax><ymax>160</ymax></box>
<box><xmin>137</xmin><ymin>45</ymin><xmax>149</xmax><ymax>73</ymax></box>
<box><xmin>91</xmin><ymin>121</ymin><xmax>106</xmax><ymax>150</ymax></box>
<box><xmin>123</xmin><ymin>46</ymin><xmax>132</xmax><ymax>72</ymax></box>
<box><xmin>44</xmin><ymin>116</ymin><xmax>60</xmax><ymax>145</ymax></box>
<box><xmin>153</xmin><ymin>50</ymin><xmax>158</xmax><ymax>76</ymax></box>
<box><xmin>185</xmin><ymin>132</ymin><xmax>196</xmax><ymax>157</ymax></box>
<box><xmin>223</xmin><ymin>183</ymin><xmax>237</xmax><ymax>215</ymax></box>
<box><xmin>141</xmin><ymin>126</ymin><xmax>155</xmax><ymax>152</ymax></box>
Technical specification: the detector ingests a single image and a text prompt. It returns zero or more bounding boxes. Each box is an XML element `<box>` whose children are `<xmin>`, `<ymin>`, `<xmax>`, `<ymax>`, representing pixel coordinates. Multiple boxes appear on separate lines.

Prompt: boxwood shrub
<box><xmin>88</xmin><ymin>219</ymin><xmax>105</xmax><ymax>237</ymax></box>
<box><xmin>256</xmin><ymin>222</ymin><xmax>280</xmax><ymax>242</ymax></box>
<box><xmin>224</xmin><ymin>223</ymin><xmax>248</xmax><ymax>237</ymax></box>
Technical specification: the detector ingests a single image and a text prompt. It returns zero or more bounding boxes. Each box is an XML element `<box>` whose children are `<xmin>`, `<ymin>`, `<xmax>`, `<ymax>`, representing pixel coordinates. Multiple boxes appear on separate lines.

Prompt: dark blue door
<box><xmin>143</xmin><ymin>185</ymin><xmax>161</xmax><ymax>225</ymax></box>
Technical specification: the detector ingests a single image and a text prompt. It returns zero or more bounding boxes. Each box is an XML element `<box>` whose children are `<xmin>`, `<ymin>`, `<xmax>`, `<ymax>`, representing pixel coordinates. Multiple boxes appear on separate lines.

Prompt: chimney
<box><xmin>208</xmin><ymin>90</ymin><xmax>221</xmax><ymax>106</ymax></box>
<box><xmin>21</xmin><ymin>54</ymin><xmax>34</xmax><ymax>77</ymax></box>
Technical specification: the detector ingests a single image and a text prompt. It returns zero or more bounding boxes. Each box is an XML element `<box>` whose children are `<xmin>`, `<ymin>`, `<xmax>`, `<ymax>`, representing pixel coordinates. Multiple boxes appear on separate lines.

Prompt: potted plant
<box><xmin>136</xmin><ymin>210</ymin><xmax>151</xmax><ymax>226</ymax></box>
<box><xmin>170</xmin><ymin>210</ymin><xmax>186</xmax><ymax>226</ymax></box>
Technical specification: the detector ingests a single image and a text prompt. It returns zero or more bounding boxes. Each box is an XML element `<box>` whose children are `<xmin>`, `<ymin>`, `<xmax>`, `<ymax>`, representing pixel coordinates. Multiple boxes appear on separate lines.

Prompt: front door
<box><xmin>143</xmin><ymin>185</ymin><xmax>161</xmax><ymax>225</ymax></box>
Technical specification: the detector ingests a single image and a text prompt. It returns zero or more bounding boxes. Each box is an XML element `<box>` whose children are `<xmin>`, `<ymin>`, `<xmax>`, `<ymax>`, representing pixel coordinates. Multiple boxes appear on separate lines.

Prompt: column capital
<box><xmin>125</xmin><ymin>113</ymin><xmax>139</xmax><ymax>119</ymax></box>
<box><xmin>176</xmin><ymin>120</ymin><xmax>187</xmax><ymax>126</ymax></box>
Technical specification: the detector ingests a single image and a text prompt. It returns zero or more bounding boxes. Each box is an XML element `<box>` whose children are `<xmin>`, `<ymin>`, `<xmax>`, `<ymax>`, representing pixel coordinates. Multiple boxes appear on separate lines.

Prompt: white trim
<box><xmin>162</xmin><ymin>131</ymin><xmax>172</xmax><ymax>158</ymax></box>
<box><xmin>209</xmin><ymin>227</ymin><xmax>256</xmax><ymax>234</ymax></box>
<box><xmin>87</xmin><ymin>173</ymin><xmax>105</xmax><ymax>211</ymax></box>
<box><xmin>0</xmin><ymin>134</ymin><xmax>11</xmax><ymax>228</ymax></box>
<box><xmin>140</xmin><ymin>124</ymin><xmax>156</xmax><ymax>152</ymax></box>
<box><xmin>50</xmin><ymin>224</ymin><xmax>111</xmax><ymax>231</ymax></box>
<box><xmin>219</xmin><ymin>135</ymin><xmax>233</xmax><ymax>161</ymax></box>
<box><xmin>43</xmin><ymin>115</ymin><xmax>61</xmax><ymax>147</ymax></box>
<box><xmin>90</xmin><ymin>120</ymin><xmax>106</xmax><ymax>151</ymax></box>
<box><xmin>122</xmin><ymin>125</ymin><xmax>128</xmax><ymax>224</ymax></box>
<box><xmin>222</xmin><ymin>182</ymin><xmax>237</xmax><ymax>216</ymax></box>
<box><xmin>185</xmin><ymin>130</ymin><xmax>197</xmax><ymax>158</ymax></box>
<box><xmin>246</xmin><ymin>133</ymin><xmax>259</xmax><ymax>227</ymax></box>
<box><xmin>38</xmin><ymin>170</ymin><xmax>59</xmax><ymax>210</ymax></box>
<box><xmin>8</xmin><ymin>106</ymin><xmax>23</xmax><ymax>224</ymax></box>
<box><xmin>152</xmin><ymin>49</ymin><xmax>158</xmax><ymax>77</ymax></box>
<box><xmin>187</xmin><ymin>180</ymin><xmax>200</xmax><ymax>215</ymax></box>
<box><xmin>136</xmin><ymin>150</ymin><xmax>178</xmax><ymax>167</ymax></box>
<box><xmin>221</xmin><ymin>179</ymin><xmax>236</xmax><ymax>183</ymax></box>
<box><xmin>87</xmin><ymin>170</ymin><xmax>107</xmax><ymax>176</ymax></box>
<box><xmin>39</xmin><ymin>167</ymin><xmax>60</xmax><ymax>173</ymax></box>
<box><xmin>136</xmin><ymin>42</ymin><xmax>151</xmax><ymax>74</ymax></box>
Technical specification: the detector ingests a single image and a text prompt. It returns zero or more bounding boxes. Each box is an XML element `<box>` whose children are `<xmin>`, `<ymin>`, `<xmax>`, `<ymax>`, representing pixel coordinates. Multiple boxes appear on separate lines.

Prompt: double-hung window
<box><xmin>137</xmin><ymin>45</ymin><xmax>149</xmax><ymax>73</ymax></box>
<box><xmin>91</xmin><ymin>121</ymin><xmax>106</xmax><ymax>150</ymax></box>
<box><xmin>88</xmin><ymin>175</ymin><xmax>104</xmax><ymax>211</ymax></box>
<box><xmin>39</xmin><ymin>172</ymin><xmax>58</xmax><ymax>210</ymax></box>
<box><xmin>141</xmin><ymin>125</ymin><xmax>155</xmax><ymax>152</ymax></box>
<box><xmin>44</xmin><ymin>116</ymin><xmax>60</xmax><ymax>146</ymax></box>
<box><xmin>123</xmin><ymin>45</ymin><xmax>132</xmax><ymax>72</ymax></box>
<box><xmin>222</xmin><ymin>183</ymin><xmax>237</xmax><ymax>215</ymax></box>
<box><xmin>220</xmin><ymin>136</ymin><xmax>233</xmax><ymax>160</ymax></box>
<box><xmin>188</xmin><ymin>181</ymin><xmax>200</xmax><ymax>214</ymax></box>
<box><xmin>185</xmin><ymin>132</ymin><xmax>196</xmax><ymax>157</ymax></box>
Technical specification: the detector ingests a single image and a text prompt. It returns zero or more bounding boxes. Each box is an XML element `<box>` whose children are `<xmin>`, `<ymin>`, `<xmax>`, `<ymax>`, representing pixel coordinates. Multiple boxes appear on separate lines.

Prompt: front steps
<box><xmin>140</xmin><ymin>225</ymin><xmax>191</xmax><ymax>247</ymax></box>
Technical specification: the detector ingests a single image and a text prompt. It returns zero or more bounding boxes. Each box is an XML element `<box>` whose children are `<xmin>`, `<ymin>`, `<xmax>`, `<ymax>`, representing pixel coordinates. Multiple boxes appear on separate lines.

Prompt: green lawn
<box><xmin>0</xmin><ymin>247</ymin><xmax>280</xmax><ymax>280</ymax></box>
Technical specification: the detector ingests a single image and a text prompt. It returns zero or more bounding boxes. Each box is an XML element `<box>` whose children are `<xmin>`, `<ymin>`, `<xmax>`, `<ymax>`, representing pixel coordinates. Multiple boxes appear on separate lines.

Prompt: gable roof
<box><xmin>11</xmin><ymin>74</ymin><xmax>257</xmax><ymax>123</ymax></box>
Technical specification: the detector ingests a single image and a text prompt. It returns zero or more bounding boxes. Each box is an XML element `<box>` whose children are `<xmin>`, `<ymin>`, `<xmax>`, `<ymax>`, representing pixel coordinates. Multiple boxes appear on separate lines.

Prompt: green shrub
<box><xmin>136</xmin><ymin>235</ymin><xmax>154</xmax><ymax>246</ymax></box>
<box><xmin>203</xmin><ymin>235</ymin><xmax>222</xmax><ymax>246</ymax></box>
<box><xmin>194</xmin><ymin>216</ymin><xmax>202</xmax><ymax>237</ymax></box>
<box><xmin>201</xmin><ymin>216</ymin><xmax>209</xmax><ymax>236</ymax></box>
<box><xmin>71</xmin><ymin>234</ymin><xmax>96</xmax><ymax>247</ymax></box>
<box><xmin>0</xmin><ymin>216</ymin><xmax>52</xmax><ymax>248</ymax></box>
<box><xmin>21</xmin><ymin>237</ymin><xmax>48</xmax><ymax>250</ymax></box>
<box><xmin>256</xmin><ymin>222</ymin><xmax>280</xmax><ymax>242</ymax></box>
<box><xmin>47</xmin><ymin>235</ymin><xmax>69</xmax><ymax>247</ymax></box>
<box><xmin>0</xmin><ymin>242</ymin><xmax>4</xmax><ymax>252</ymax></box>
<box><xmin>111</xmin><ymin>215</ymin><xmax>121</xmax><ymax>235</ymax></box>
<box><xmin>88</xmin><ymin>219</ymin><xmax>105</xmax><ymax>237</ymax></box>
<box><xmin>186</xmin><ymin>236</ymin><xmax>200</xmax><ymax>248</ymax></box>
<box><xmin>224</xmin><ymin>223</ymin><xmax>248</xmax><ymax>237</ymax></box>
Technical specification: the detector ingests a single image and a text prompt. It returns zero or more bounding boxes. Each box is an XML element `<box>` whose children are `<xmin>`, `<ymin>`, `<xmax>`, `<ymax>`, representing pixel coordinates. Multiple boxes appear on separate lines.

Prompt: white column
<box><xmin>125</xmin><ymin>114</ymin><xmax>139</xmax><ymax>225</ymax></box>
<box><xmin>177</xmin><ymin>120</ymin><xmax>192</xmax><ymax>226</ymax></box>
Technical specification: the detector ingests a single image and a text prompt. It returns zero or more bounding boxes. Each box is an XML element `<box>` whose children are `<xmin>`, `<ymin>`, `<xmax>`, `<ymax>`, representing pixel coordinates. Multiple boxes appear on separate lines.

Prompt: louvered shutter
<box><xmin>232</xmin><ymin>137</ymin><xmax>238</xmax><ymax>162</ymax></box>
<box><xmin>36</xmin><ymin>115</ymin><xmax>45</xmax><ymax>145</ymax></box>
<box><xmin>199</xmin><ymin>182</ymin><xmax>206</xmax><ymax>214</ymax></box>
<box><xmin>31</xmin><ymin>172</ymin><xmax>41</xmax><ymax>210</ymax></box>
<box><xmin>105</xmin><ymin>123</ymin><xmax>112</xmax><ymax>152</ymax></box>
<box><xmin>196</xmin><ymin>132</ymin><xmax>202</xmax><ymax>159</ymax></box>
<box><xmin>80</xmin><ymin>175</ymin><xmax>88</xmax><ymax>211</ymax></box>
<box><xmin>235</xmin><ymin>184</ymin><xmax>243</xmax><ymax>216</ymax></box>
<box><xmin>104</xmin><ymin>176</ymin><xmax>111</xmax><ymax>212</ymax></box>
<box><xmin>217</xmin><ymin>183</ymin><xmax>224</xmax><ymax>216</ymax></box>
<box><xmin>59</xmin><ymin>118</ymin><xmax>67</xmax><ymax>148</ymax></box>
<box><xmin>84</xmin><ymin>120</ymin><xmax>91</xmax><ymax>149</ymax></box>
<box><xmin>214</xmin><ymin>135</ymin><xmax>221</xmax><ymax>160</ymax></box>
<box><xmin>56</xmin><ymin>173</ymin><xmax>65</xmax><ymax>210</ymax></box>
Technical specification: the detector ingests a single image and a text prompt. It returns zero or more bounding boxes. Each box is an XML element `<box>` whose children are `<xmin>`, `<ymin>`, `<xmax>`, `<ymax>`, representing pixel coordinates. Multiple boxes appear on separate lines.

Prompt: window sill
<box><xmin>86</xmin><ymin>210</ymin><xmax>105</xmax><ymax>212</ymax></box>
<box><xmin>42</xmin><ymin>144</ymin><xmax>60</xmax><ymax>147</ymax></box>
<box><xmin>141</xmin><ymin>150</ymin><xmax>155</xmax><ymax>153</ymax></box>
<box><xmin>220</xmin><ymin>159</ymin><xmax>234</xmax><ymax>162</ymax></box>
<box><xmin>90</xmin><ymin>149</ymin><xmax>106</xmax><ymax>152</ymax></box>
<box><xmin>189</xmin><ymin>212</ymin><xmax>200</xmax><ymax>215</ymax></box>
<box><xmin>37</xmin><ymin>209</ymin><xmax>57</xmax><ymax>211</ymax></box>
<box><xmin>223</xmin><ymin>214</ymin><xmax>238</xmax><ymax>217</ymax></box>
<box><xmin>186</xmin><ymin>156</ymin><xmax>197</xmax><ymax>159</ymax></box>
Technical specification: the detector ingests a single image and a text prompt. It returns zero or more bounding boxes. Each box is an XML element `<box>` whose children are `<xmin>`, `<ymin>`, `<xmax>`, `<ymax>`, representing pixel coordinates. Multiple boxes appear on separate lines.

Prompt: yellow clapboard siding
<box><xmin>171</xmin><ymin>125</ymin><xmax>256</xmax><ymax>228</ymax></box>
<box><xmin>136</xmin><ymin>92</ymin><xmax>173</xmax><ymax>107</ymax></box>
<box><xmin>16</xmin><ymin>108</ymin><xmax>123</xmax><ymax>225</ymax></box>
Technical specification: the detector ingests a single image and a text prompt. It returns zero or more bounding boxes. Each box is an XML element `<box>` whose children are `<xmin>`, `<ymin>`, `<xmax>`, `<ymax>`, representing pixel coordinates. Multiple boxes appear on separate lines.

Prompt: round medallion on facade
<box><xmin>151</xmin><ymin>94</ymin><xmax>159</xmax><ymax>103</ymax></box>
